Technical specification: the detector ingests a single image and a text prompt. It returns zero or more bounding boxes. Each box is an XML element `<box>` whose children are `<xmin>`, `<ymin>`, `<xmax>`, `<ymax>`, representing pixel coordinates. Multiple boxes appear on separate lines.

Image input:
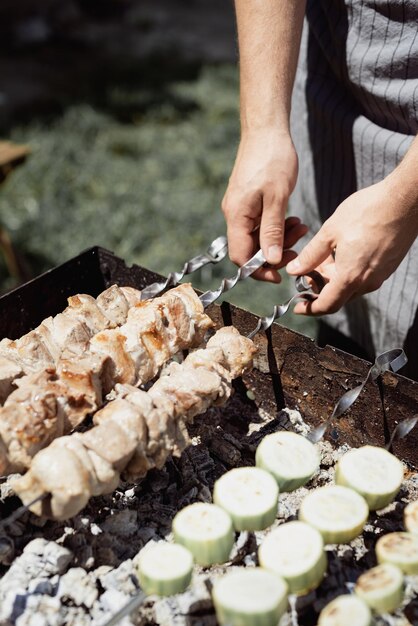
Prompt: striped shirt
<box><xmin>291</xmin><ymin>0</ymin><xmax>418</xmax><ymax>378</ymax></box>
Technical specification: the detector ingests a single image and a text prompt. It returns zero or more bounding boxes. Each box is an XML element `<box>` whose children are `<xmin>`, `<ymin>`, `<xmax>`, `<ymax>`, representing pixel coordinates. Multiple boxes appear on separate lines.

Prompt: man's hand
<box><xmin>222</xmin><ymin>130</ymin><xmax>307</xmax><ymax>282</ymax></box>
<box><xmin>286</xmin><ymin>175</ymin><xmax>418</xmax><ymax>315</ymax></box>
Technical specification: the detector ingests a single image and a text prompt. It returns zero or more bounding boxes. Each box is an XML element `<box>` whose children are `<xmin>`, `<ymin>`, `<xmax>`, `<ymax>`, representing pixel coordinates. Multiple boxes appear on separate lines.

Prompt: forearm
<box><xmin>234</xmin><ymin>0</ymin><xmax>306</xmax><ymax>132</ymax></box>
<box><xmin>386</xmin><ymin>135</ymin><xmax>418</xmax><ymax>232</ymax></box>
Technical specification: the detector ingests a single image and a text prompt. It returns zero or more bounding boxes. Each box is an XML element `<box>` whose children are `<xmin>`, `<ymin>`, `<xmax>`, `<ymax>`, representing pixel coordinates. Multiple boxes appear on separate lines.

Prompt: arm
<box><xmin>287</xmin><ymin>136</ymin><xmax>418</xmax><ymax>314</ymax></box>
<box><xmin>223</xmin><ymin>0</ymin><xmax>307</xmax><ymax>281</ymax></box>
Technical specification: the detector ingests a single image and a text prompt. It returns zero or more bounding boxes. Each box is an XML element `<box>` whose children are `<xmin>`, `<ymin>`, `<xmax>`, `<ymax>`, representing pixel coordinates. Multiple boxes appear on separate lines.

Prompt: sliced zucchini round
<box><xmin>172</xmin><ymin>502</ymin><xmax>234</xmax><ymax>566</ymax></box>
<box><xmin>255</xmin><ymin>431</ymin><xmax>320</xmax><ymax>492</ymax></box>
<box><xmin>213</xmin><ymin>467</ymin><xmax>279</xmax><ymax>531</ymax></box>
<box><xmin>136</xmin><ymin>541</ymin><xmax>193</xmax><ymax>596</ymax></box>
<box><xmin>404</xmin><ymin>500</ymin><xmax>418</xmax><ymax>535</ymax></box>
<box><xmin>317</xmin><ymin>594</ymin><xmax>372</xmax><ymax>626</ymax></box>
<box><xmin>212</xmin><ymin>567</ymin><xmax>288</xmax><ymax>626</ymax></box>
<box><xmin>299</xmin><ymin>485</ymin><xmax>369</xmax><ymax>544</ymax></box>
<box><xmin>335</xmin><ymin>445</ymin><xmax>404</xmax><ymax>510</ymax></box>
<box><xmin>258</xmin><ymin>520</ymin><xmax>326</xmax><ymax>594</ymax></box>
<box><xmin>376</xmin><ymin>532</ymin><xmax>418</xmax><ymax>575</ymax></box>
<box><xmin>354</xmin><ymin>562</ymin><xmax>404</xmax><ymax>614</ymax></box>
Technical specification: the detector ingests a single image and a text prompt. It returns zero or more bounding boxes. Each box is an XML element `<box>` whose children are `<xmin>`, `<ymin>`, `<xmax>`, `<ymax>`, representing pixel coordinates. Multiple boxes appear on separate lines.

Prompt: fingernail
<box><xmin>287</xmin><ymin>257</ymin><xmax>301</xmax><ymax>272</ymax></box>
<box><xmin>267</xmin><ymin>245</ymin><xmax>282</xmax><ymax>264</ymax></box>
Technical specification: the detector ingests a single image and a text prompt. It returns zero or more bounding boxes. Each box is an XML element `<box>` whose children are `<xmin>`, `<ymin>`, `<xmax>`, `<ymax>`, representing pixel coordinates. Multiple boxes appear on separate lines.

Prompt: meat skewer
<box><xmin>0</xmin><ymin>236</ymin><xmax>227</xmax><ymax>404</ymax></box>
<box><xmin>0</xmin><ymin>283</ymin><xmax>213</xmax><ymax>475</ymax></box>
<box><xmin>0</xmin><ymin>285</ymin><xmax>142</xmax><ymax>403</ymax></box>
<box><xmin>13</xmin><ymin>326</ymin><xmax>256</xmax><ymax>520</ymax></box>
<box><xmin>0</xmin><ymin>249</ymin><xmax>265</xmax><ymax>476</ymax></box>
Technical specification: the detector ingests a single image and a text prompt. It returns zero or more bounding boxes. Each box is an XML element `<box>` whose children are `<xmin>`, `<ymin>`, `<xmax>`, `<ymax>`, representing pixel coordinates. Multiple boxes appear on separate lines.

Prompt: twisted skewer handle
<box><xmin>307</xmin><ymin>348</ymin><xmax>408</xmax><ymax>444</ymax></box>
<box><xmin>247</xmin><ymin>270</ymin><xmax>325</xmax><ymax>339</ymax></box>
<box><xmin>386</xmin><ymin>414</ymin><xmax>418</xmax><ymax>451</ymax></box>
<box><xmin>199</xmin><ymin>249</ymin><xmax>266</xmax><ymax>308</ymax></box>
<box><xmin>247</xmin><ymin>291</ymin><xmax>316</xmax><ymax>339</ymax></box>
<box><xmin>140</xmin><ymin>235</ymin><xmax>228</xmax><ymax>300</ymax></box>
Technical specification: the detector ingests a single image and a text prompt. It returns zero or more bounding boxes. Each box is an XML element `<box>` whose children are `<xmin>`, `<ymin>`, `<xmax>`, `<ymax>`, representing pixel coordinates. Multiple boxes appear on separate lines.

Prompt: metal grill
<box><xmin>0</xmin><ymin>246</ymin><xmax>417</xmax><ymax>626</ymax></box>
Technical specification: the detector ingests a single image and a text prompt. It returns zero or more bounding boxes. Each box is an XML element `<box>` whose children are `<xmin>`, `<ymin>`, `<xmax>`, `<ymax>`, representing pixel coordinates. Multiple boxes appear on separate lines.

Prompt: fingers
<box><xmin>293</xmin><ymin>276</ymin><xmax>355</xmax><ymax>315</ymax></box>
<box><xmin>250</xmin><ymin>248</ymin><xmax>298</xmax><ymax>282</ymax></box>
<box><xmin>260</xmin><ymin>192</ymin><xmax>287</xmax><ymax>265</ymax></box>
<box><xmin>250</xmin><ymin>267</ymin><xmax>282</xmax><ymax>283</ymax></box>
<box><xmin>223</xmin><ymin>188</ymin><xmax>262</xmax><ymax>268</ymax></box>
<box><xmin>251</xmin><ymin>219</ymin><xmax>306</xmax><ymax>280</ymax></box>
<box><xmin>286</xmin><ymin>228</ymin><xmax>332</xmax><ymax>275</ymax></box>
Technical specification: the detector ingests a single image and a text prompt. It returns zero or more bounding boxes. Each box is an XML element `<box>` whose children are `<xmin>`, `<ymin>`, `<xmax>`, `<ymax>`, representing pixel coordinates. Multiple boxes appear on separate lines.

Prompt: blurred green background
<box><xmin>0</xmin><ymin>0</ymin><xmax>316</xmax><ymax>338</ymax></box>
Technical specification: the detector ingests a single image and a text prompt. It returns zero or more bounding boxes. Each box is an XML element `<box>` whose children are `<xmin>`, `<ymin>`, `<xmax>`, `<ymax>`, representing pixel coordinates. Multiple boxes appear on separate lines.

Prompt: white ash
<box><xmin>0</xmin><ymin>539</ymin><xmax>72</xmax><ymax>624</ymax></box>
<box><xmin>282</xmin><ymin>407</ymin><xmax>312</xmax><ymax>437</ymax></box>
<box><xmin>99</xmin><ymin>558</ymin><xmax>138</xmax><ymax>596</ymax></box>
<box><xmin>174</xmin><ymin>574</ymin><xmax>212</xmax><ymax>614</ymax></box>
<box><xmin>57</xmin><ymin>568</ymin><xmax>98</xmax><ymax>608</ymax></box>
<box><xmin>92</xmin><ymin>588</ymin><xmax>137</xmax><ymax>626</ymax></box>
<box><xmin>15</xmin><ymin>595</ymin><xmax>63</xmax><ymax>626</ymax></box>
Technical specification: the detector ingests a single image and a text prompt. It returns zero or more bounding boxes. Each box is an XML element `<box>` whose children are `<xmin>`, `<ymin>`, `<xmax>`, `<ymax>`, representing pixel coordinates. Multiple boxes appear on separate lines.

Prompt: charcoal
<box><xmin>0</xmin><ymin>536</ymin><xmax>15</xmax><ymax>565</ymax></box>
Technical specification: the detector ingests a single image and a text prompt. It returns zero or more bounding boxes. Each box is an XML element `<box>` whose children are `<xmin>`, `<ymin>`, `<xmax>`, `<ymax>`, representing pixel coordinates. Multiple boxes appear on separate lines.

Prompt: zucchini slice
<box><xmin>299</xmin><ymin>485</ymin><xmax>369</xmax><ymax>544</ymax></box>
<box><xmin>317</xmin><ymin>594</ymin><xmax>372</xmax><ymax>626</ymax></box>
<box><xmin>212</xmin><ymin>567</ymin><xmax>288</xmax><ymax>626</ymax></box>
<box><xmin>213</xmin><ymin>467</ymin><xmax>279</xmax><ymax>531</ymax></box>
<box><xmin>404</xmin><ymin>500</ymin><xmax>418</xmax><ymax>535</ymax></box>
<box><xmin>376</xmin><ymin>532</ymin><xmax>418</xmax><ymax>575</ymax></box>
<box><xmin>335</xmin><ymin>445</ymin><xmax>404</xmax><ymax>510</ymax></box>
<box><xmin>258</xmin><ymin>520</ymin><xmax>326</xmax><ymax>594</ymax></box>
<box><xmin>255</xmin><ymin>431</ymin><xmax>320</xmax><ymax>492</ymax></box>
<box><xmin>136</xmin><ymin>541</ymin><xmax>193</xmax><ymax>596</ymax></box>
<box><xmin>172</xmin><ymin>502</ymin><xmax>234</xmax><ymax>566</ymax></box>
<box><xmin>355</xmin><ymin>563</ymin><xmax>404</xmax><ymax>614</ymax></box>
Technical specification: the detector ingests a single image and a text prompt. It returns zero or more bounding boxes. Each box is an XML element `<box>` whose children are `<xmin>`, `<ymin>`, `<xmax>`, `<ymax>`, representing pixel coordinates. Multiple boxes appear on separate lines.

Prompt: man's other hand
<box><xmin>286</xmin><ymin>178</ymin><xmax>418</xmax><ymax>315</ymax></box>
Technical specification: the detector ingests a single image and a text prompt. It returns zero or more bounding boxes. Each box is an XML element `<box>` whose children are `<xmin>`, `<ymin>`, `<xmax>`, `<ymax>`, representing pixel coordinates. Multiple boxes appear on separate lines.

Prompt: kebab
<box><xmin>0</xmin><ymin>235</ymin><xmax>228</xmax><ymax>405</ymax></box>
<box><xmin>0</xmin><ymin>249</ymin><xmax>265</xmax><ymax>476</ymax></box>
<box><xmin>0</xmin><ymin>283</ymin><xmax>213</xmax><ymax>475</ymax></box>
<box><xmin>0</xmin><ymin>284</ymin><xmax>143</xmax><ymax>403</ymax></box>
<box><xmin>12</xmin><ymin>326</ymin><xmax>256</xmax><ymax>520</ymax></box>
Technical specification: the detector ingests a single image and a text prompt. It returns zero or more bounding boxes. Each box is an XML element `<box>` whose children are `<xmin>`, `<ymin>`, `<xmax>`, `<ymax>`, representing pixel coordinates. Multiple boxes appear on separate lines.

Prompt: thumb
<box><xmin>260</xmin><ymin>197</ymin><xmax>286</xmax><ymax>265</ymax></box>
<box><xmin>286</xmin><ymin>230</ymin><xmax>331</xmax><ymax>275</ymax></box>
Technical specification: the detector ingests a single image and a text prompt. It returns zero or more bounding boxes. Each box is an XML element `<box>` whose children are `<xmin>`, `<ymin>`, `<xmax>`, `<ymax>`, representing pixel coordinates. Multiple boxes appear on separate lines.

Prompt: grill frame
<box><xmin>0</xmin><ymin>245</ymin><xmax>417</xmax><ymax>468</ymax></box>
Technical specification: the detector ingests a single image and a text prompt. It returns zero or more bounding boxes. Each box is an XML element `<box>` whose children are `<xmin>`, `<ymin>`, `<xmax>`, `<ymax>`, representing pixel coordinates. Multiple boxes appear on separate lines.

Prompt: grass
<box><xmin>0</xmin><ymin>64</ymin><xmax>316</xmax><ymax>337</ymax></box>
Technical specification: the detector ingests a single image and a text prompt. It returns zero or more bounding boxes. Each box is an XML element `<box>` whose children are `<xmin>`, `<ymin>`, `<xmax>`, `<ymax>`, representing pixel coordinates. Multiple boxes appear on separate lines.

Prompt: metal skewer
<box><xmin>307</xmin><ymin>348</ymin><xmax>408</xmax><ymax>444</ymax></box>
<box><xmin>0</xmin><ymin>493</ymin><xmax>46</xmax><ymax>531</ymax></box>
<box><xmin>385</xmin><ymin>414</ymin><xmax>418</xmax><ymax>451</ymax></box>
<box><xmin>247</xmin><ymin>290</ymin><xmax>315</xmax><ymax>339</ymax></box>
<box><xmin>140</xmin><ymin>235</ymin><xmax>228</xmax><ymax>300</ymax></box>
<box><xmin>247</xmin><ymin>270</ymin><xmax>325</xmax><ymax>339</ymax></box>
<box><xmin>199</xmin><ymin>249</ymin><xmax>266</xmax><ymax>308</ymax></box>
